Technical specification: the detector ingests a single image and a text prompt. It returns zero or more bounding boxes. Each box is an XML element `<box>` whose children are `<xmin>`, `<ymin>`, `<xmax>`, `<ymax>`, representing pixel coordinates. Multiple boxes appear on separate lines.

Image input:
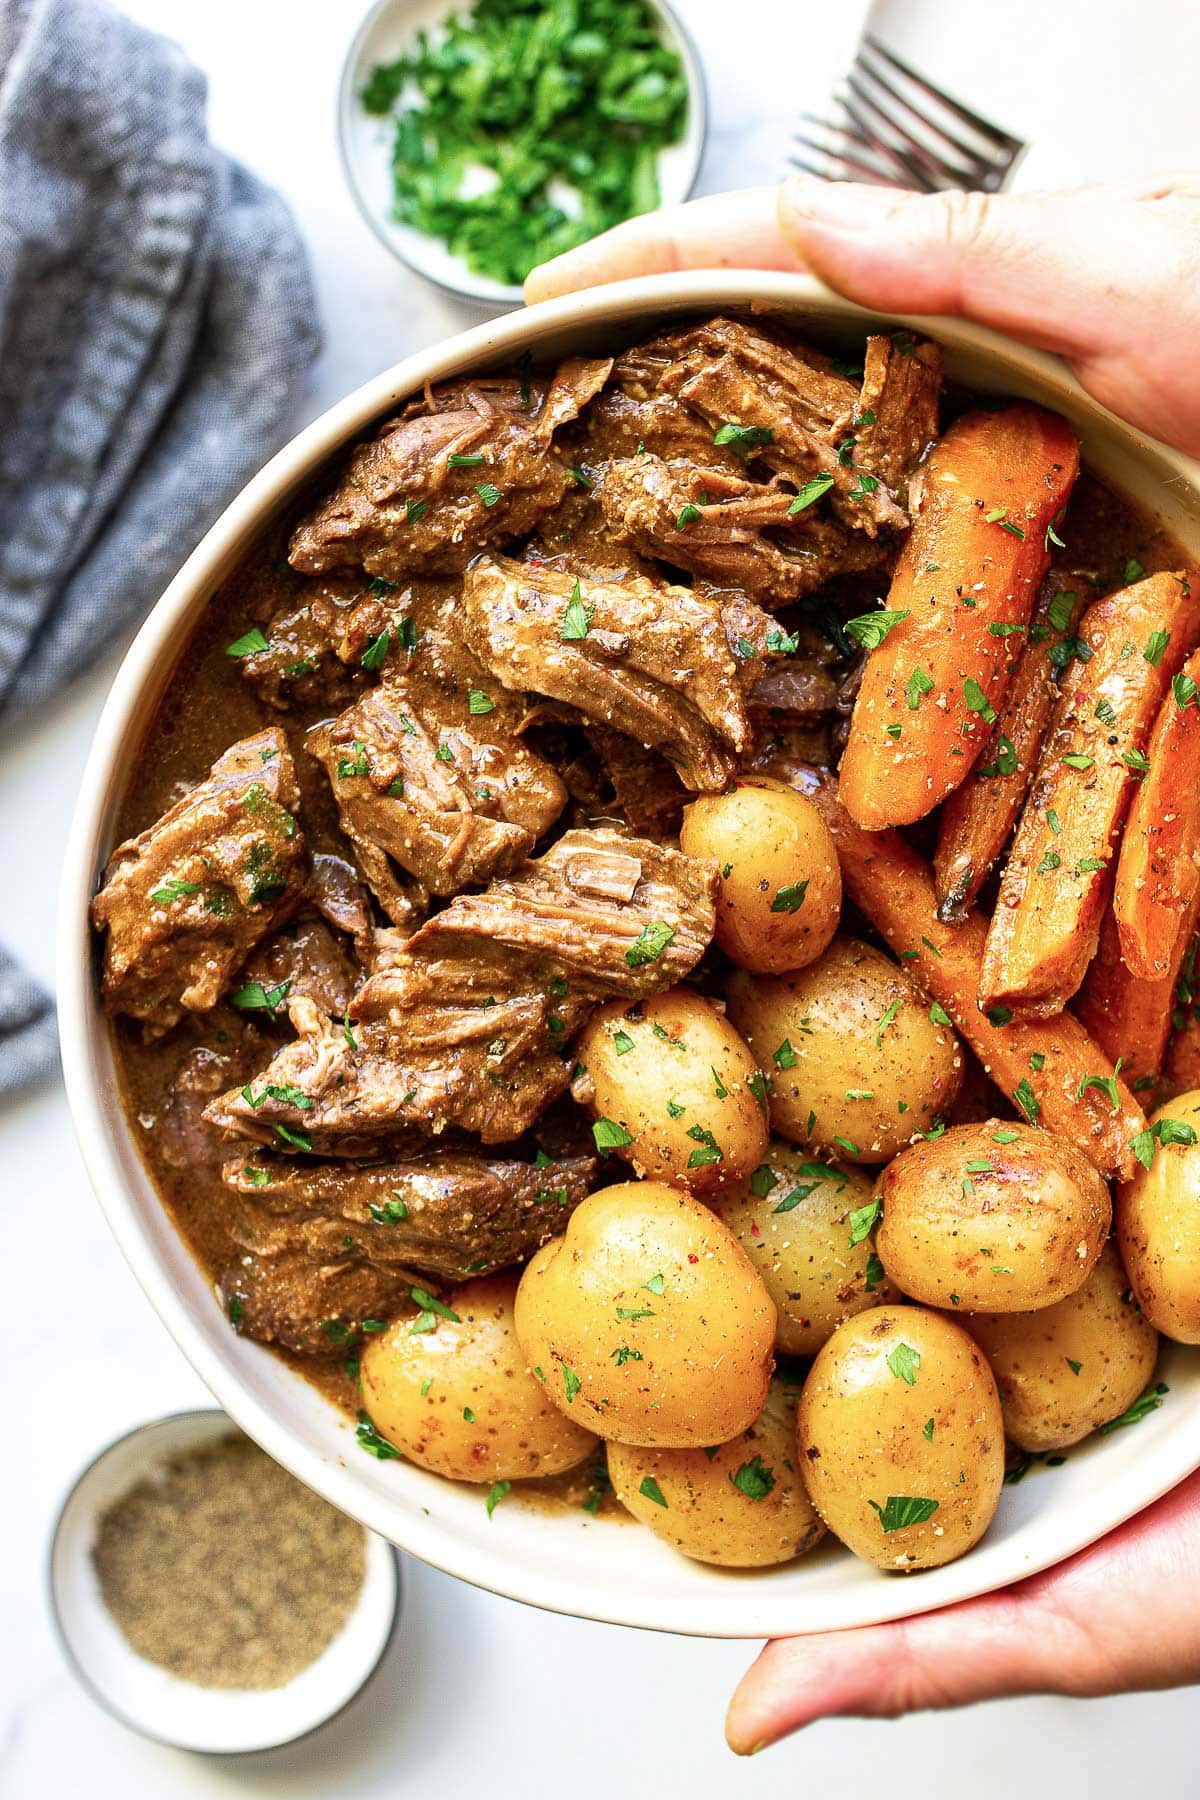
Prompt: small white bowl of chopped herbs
<box><xmin>338</xmin><ymin>0</ymin><xmax>707</xmax><ymax>307</ymax></box>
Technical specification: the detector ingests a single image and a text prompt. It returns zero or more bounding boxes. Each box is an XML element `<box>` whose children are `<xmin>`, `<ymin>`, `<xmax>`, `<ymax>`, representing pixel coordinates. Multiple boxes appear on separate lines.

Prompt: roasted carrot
<box><xmin>980</xmin><ymin>572</ymin><xmax>1200</xmax><ymax>1017</ymax></box>
<box><xmin>933</xmin><ymin>580</ymin><xmax>1085</xmax><ymax>922</ymax></box>
<box><xmin>1113</xmin><ymin>630</ymin><xmax>1200</xmax><ymax>978</ymax></box>
<box><xmin>1074</xmin><ymin>903</ymin><xmax>1198</xmax><ymax>1092</ymax></box>
<box><xmin>838</xmin><ymin>405</ymin><xmax>1079</xmax><ymax>830</ymax></box>
<box><xmin>788</xmin><ymin>768</ymin><xmax>1147</xmax><ymax>1179</ymax></box>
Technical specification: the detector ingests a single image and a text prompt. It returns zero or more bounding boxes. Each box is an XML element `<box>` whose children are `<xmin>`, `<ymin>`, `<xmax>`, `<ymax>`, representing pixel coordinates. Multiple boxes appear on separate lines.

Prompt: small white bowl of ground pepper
<box><xmin>48</xmin><ymin>1410</ymin><xmax>399</xmax><ymax>1754</ymax></box>
<box><xmin>337</xmin><ymin>0</ymin><xmax>707</xmax><ymax>306</ymax></box>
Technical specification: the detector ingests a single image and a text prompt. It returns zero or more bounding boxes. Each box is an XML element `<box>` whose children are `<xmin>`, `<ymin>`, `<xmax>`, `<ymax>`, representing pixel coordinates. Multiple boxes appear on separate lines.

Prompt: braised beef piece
<box><xmin>462</xmin><ymin>554</ymin><xmax>770</xmax><ymax>789</ymax></box>
<box><xmin>93</xmin><ymin>730</ymin><xmax>306</xmax><ymax>1034</ymax></box>
<box><xmin>153</xmin><ymin>1010</ymin><xmax>272</xmax><ymax>1175</ymax></box>
<box><xmin>306</xmin><ymin>675</ymin><xmax>567</xmax><ymax>908</ymax></box>
<box><xmin>204</xmin><ymin>828</ymin><xmax>717</xmax><ymax>1150</ymax></box>
<box><xmin>746</xmin><ymin>621</ymin><xmax>843</xmax><ymax>717</ymax></box>
<box><xmin>596</xmin><ymin>453</ymin><xmax>888</xmax><ymax>605</ymax></box>
<box><xmin>288</xmin><ymin>358</ymin><xmax>613</xmax><ymax>581</ymax></box>
<box><xmin>614</xmin><ymin>317</ymin><xmax>940</xmax><ymax>534</ymax></box>
<box><xmin>218</xmin><ymin>1143</ymin><xmax>596</xmax><ymax>1354</ymax></box>
<box><xmin>236</xmin><ymin>575</ymin><xmax>376</xmax><ymax>711</ymax></box>
<box><xmin>588</xmin><ymin>729</ymin><xmax>688</xmax><ymax>838</ymax></box>
<box><xmin>309</xmin><ymin>853</ymin><xmax>375</xmax><ymax>962</ymax></box>
<box><xmin>236</xmin><ymin>917</ymin><xmax>360</xmax><ymax>1019</ymax></box>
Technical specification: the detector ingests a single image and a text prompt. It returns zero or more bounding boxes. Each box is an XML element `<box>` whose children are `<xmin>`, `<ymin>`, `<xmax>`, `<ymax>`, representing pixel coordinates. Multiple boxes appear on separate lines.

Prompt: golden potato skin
<box><xmin>575</xmin><ymin>988</ymin><xmax>768</xmax><ymax>1198</ymax></box>
<box><xmin>360</xmin><ymin>1276</ymin><xmax>598</xmax><ymax>1482</ymax></box>
<box><xmin>797</xmin><ymin>1307</ymin><xmax>1005</xmax><ymax>1571</ymax></box>
<box><xmin>513</xmin><ymin>1181</ymin><xmax>777</xmax><ymax>1448</ymax></box>
<box><xmin>680</xmin><ymin>778</ymin><xmax>841</xmax><ymax>974</ymax></box>
<box><xmin>1118</xmin><ymin>1090</ymin><xmax>1200</xmax><ymax>1342</ymax></box>
<box><xmin>963</xmin><ymin>1242</ymin><xmax>1159</xmax><ymax>1451</ymax></box>
<box><xmin>726</xmin><ymin>936</ymin><xmax>962</xmax><ymax>1164</ymax></box>
<box><xmin>876</xmin><ymin>1120</ymin><xmax>1111</xmax><ymax>1313</ymax></box>
<box><xmin>608</xmin><ymin>1380</ymin><xmax>825</xmax><ymax>1567</ymax></box>
<box><xmin>717</xmin><ymin>1145</ymin><xmax>895</xmax><ymax>1354</ymax></box>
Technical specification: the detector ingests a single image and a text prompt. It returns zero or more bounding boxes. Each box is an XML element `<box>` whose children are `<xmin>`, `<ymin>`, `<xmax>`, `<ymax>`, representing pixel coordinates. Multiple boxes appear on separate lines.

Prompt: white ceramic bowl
<box><xmin>49</xmin><ymin>1409</ymin><xmax>399</xmax><ymax>1752</ymax></box>
<box><xmin>336</xmin><ymin>0</ymin><xmax>707</xmax><ymax>308</ymax></box>
<box><xmin>60</xmin><ymin>272</ymin><xmax>1200</xmax><ymax>1638</ymax></box>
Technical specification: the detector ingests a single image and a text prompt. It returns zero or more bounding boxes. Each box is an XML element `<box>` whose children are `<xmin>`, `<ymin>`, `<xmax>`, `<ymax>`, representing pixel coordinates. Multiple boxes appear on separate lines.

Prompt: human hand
<box><xmin>724</xmin><ymin>1466</ymin><xmax>1200</xmax><ymax>1752</ymax></box>
<box><xmin>525</xmin><ymin>177</ymin><xmax>1200</xmax><ymax>458</ymax></box>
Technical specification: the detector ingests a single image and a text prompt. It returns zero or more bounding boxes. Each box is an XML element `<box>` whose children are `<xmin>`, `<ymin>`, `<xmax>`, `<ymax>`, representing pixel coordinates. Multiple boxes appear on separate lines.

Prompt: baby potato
<box><xmin>963</xmin><ymin>1242</ymin><xmax>1159</xmax><ymax>1451</ymax></box>
<box><xmin>513</xmin><ymin>1180</ymin><xmax>776</xmax><ymax>1448</ymax></box>
<box><xmin>607</xmin><ymin>1379</ymin><xmax>825</xmax><ymax>1567</ymax></box>
<box><xmin>798</xmin><ymin>1306</ymin><xmax>1005</xmax><ymax>1571</ymax></box>
<box><xmin>726</xmin><ymin>936</ymin><xmax>962</xmax><ymax>1163</ymax></box>
<box><xmin>575</xmin><ymin>987</ymin><xmax>768</xmax><ymax>1198</ymax></box>
<box><xmin>360</xmin><ymin>1275</ymin><xmax>598</xmax><ymax>1482</ymax></box>
<box><xmin>680</xmin><ymin>778</ymin><xmax>841</xmax><ymax>973</ymax></box>
<box><xmin>717</xmin><ymin>1145</ymin><xmax>895</xmax><ymax>1354</ymax></box>
<box><xmin>876</xmin><ymin>1120</ymin><xmax>1110</xmax><ymax>1313</ymax></box>
<box><xmin>1117</xmin><ymin>1089</ymin><xmax>1200</xmax><ymax>1342</ymax></box>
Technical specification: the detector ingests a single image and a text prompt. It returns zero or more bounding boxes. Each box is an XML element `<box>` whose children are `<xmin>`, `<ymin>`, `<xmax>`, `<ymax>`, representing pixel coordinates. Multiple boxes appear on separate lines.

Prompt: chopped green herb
<box><xmin>887</xmin><ymin>1343</ymin><xmax>921</xmax><ymax>1387</ymax></box>
<box><xmin>226</xmin><ymin>627</ymin><xmax>269</xmax><ymax>658</ymax></box>
<box><xmin>361</xmin><ymin>629</ymin><xmax>391</xmax><ymax>670</ymax></box>
<box><xmin>713</xmin><ymin>422</ymin><xmax>774</xmax><ymax>458</ymax></box>
<box><xmin>906</xmin><ymin>666</ymin><xmax>934</xmax><ymax>710</ymax></box>
<box><xmin>149</xmin><ymin>878</ymin><xmax>199</xmax><ymax>904</ymax></box>
<box><xmin>676</xmin><ymin>503</ymin><xmax>703</xmax><ymax>530</ymax></box>
<box><xmin>729</xmin><ymin>1456</ymin><xmax>776</xmax><ymax>1501</ymax></box>
<box><xmin>593</xmin><ymin>1117</ymin><xmax>634</xmax><ymax>1153</ymax></box>
<box><xmin>560</xmin><ymin>578</ymin><xmax>594</xmax><ymax>641</ymax></box>
<box><xmin>485</xmin><ymin>1480</ymin><xmax>511</xmax><ymax>1518</ymax></box>
<box><xmin>770</xmin><ymin>881</ymin><xmax>809</xmax><ymax>914</ymax></box>
<box><xmin>869</xmin><ymin>1494</ymin><xmax>939</xmax><ymax>1532</ymax></box>
<box><xmin>639</xmin><ymin>1475</ymin><xmax>668</xmax><ymax>1507</ymax></box>
<box><xmin>843</xmin><ymin>607</ymin><xmax>910</xmax><ymax>651</ymax></box>
<box><xmin>787</xmin><ymin>473</ymin><xmax>835</xmax><ymax>515</ymax></box>
<box><xmin>355</xmin><ymin>1412</ymin><xmax>401</xmax><ymax>1460</ymax></box>
<box><xmin>848</xmin><ymin>1198</ymin><xmax>881</xmax><ymax>1248</ymax></box>
<box><xmin>1144</xmin><ymin>629</ymin><xmax>1171</xmax><ymax>667</ymax></box>
<box><xmin>626</xmin><ymin>920</ymin><xmax>676</xmax><ymax>967</ymax></box>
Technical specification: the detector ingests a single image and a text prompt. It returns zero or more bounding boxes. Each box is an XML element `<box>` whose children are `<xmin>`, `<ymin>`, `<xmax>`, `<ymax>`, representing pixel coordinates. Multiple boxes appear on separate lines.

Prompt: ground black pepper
<box><xmin>92</xmin><ymin>1432</ymin><xmax>365</xmax><ymax>1689</ymax></box>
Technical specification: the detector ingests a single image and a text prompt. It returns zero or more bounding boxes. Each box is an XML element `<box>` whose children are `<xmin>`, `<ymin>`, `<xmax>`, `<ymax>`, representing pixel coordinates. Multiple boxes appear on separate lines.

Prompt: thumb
<box><xmin>778</xmin><ymin>175</ymin><xmax>1200</xmax><ymax>454</ymax></box>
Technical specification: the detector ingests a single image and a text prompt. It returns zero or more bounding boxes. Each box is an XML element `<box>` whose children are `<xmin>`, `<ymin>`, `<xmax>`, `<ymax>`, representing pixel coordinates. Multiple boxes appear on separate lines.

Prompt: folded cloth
<box><xmin>0</xmin><ymin>0</ymin><xmax>321</xmax><ymax>1091</ymax></box>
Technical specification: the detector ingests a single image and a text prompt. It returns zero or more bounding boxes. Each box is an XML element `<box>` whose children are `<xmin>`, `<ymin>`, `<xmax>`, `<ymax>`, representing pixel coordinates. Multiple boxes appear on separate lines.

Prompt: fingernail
<box><xmin>782</xmin><ymin>176</ymin><xmax>909</xmax><ymax>233</ymax></box>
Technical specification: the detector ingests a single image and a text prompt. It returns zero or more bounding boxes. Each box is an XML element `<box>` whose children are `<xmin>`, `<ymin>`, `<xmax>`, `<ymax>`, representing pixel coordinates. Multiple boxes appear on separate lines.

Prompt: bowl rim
<box><xmin>334</xmin><ymin>0</ymin><xmax>710</xmax><ymax>307</ymax></box>
<box><xmin>58</xmin><ymin>269</ymin><xmax>1200</xmax><ymax>1638</ymax></box>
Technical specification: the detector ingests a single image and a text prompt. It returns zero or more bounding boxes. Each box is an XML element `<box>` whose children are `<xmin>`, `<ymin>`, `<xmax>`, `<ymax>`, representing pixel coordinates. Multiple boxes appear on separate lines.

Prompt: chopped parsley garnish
<box><xmin>749</xmin><ymin>1165</ymin><xmax>776</xmax><ymax>1199</ymax></box>
<box><xmin>468</xmin><ymin>688</ymin><xmax>495</xmax><ymax>715</ymax></box>
<box><xmin>613</xmin><ymin>1030</ymin><xmax>635</xmax><ymax>1056</ymax></box>
<box><xmin>905</xmin><ymin>666</ymin><xmax>934</xmax><ymax>709</ymax></box>
<box><xmin>869</xmin><ymin>1494</ymin><xmax>939</xmax><ymax>1532</ymax></box>
<box><xmin>978</xmin><ymin>734</ymin><xmax>1018</xmax><ymax>778</ymax></box>
<box><xmin>475</xmin><ymin>482</ymin><xmax>503</xmax><ymax>508</ymax></box>
<box><xmin>984</xmin><ymin>507</ymin><xmax>1025</xmax><ymax>540</ymax></box>
<box><xmin>361</xmin><ymin>629</ymin><xmax>391</xmax><ymax>670</ymax></box>
<box><xmin>729</xmin><ymin>1456</ymin><xmax>776</xmax><ymax>1501</ymax></box>
<box><xmin>1122</xmin><ymin>748</ymin><xmax>1151</xmax><ymax>776</ymax></box>
<box><xmin>230</xmin><ymin>979</ymin><xmax>291</xmax><ymax>1015</ymax></box>
<box><xmin>562</xmin><ymin>1364</ymin><xmax>582</xmax><ymax>1405</ymax></box>
<box><xmin>150</xmin><ymin>878</ymin><xmax>199</xmax><ymax>904</ymax></box>
<box><xmin>448</xmin><ymin>452</ymin><xmax>484</xmax><ymax>468</ymax></box>
<box><xmin>355</xmin><ymin>1412</ymin><xmax>402</xmax><ymax>1460</ymax></box>
<box><xmin>226</xmin><ymin>627</ymin><xmax>269</xmax><ymax>658</ymax></box>
<box><xmin>625</xmin><ymin>920</ymin><xmax>675</xmax><ymax>967</ymax></box>
<box><xmin>848</xmin><ymin>1198</ymin><xmax>881</xmax><ymax>1248</ymax></box>
<box><xmin>274</xmin><ymin>1124</ymin><xmax>312</xmax><ymax>1153</ymax></box>
<box><xmin>1124</xmin><ymin>556</ymin><xmax>1147</xmax><ymax>584</ymax></box>
<box><xmin>560</xmin><ymin>578</ymin><xmax>594</xmax><ymax>641</ymax></box>
<box><xmin>485</xmin><ymin>1480</ymin><xmax>511</xmax><ymax>1518</ymax></box>
<box><xmin>676</xmin><ymin>503</ymin><xmax>703</xmax><ymax>530</ymax></box>
<box><xmin>886</xmin><ymin>1342</ymin><xmax>921</xmax><ymax>1387</ymax></box>
<box><xmin>844</xmin><ymin>608</ymin><xmax>909</xmax><ymax>651</ymax></box>
<box><xmin>639</xmin><ymin>1475</ymin><xmax>668</xmax><ymax>1507</ymax></box>
<box><xmin>1129</xmin><ymin>1119</ymin><xmax>1197</xmax><ymax>1169</ymax></box>
<box><xmin>337</xmin><ymin>740</ymin><xmax>369</xmax><ymax>779</ymax></box>
<box><xmin>1144</xmin><ymin>629</ymin><xmax>1171</xmax><ymax>667</ymax></box>
<box><xmin>773</xmin><ymin>1038</ymin><xmax>797</xmax><ymax>1069</ymax></box>
<box><xmin>685</xmin><ymin>1124</ymin><xmax>723</xmax><ymax>1168</ymax></box>
<box><xmin>787</xmin><ymin>473</ymin><xmax>836</xmax><ymax>514</ymax></box>
<box><xmin>1013</xmin><ymin>1077</ymin><xmax>1040</xmax><ymax>1124</ymax></box>
<box><xmin>1061</xmin><ymin>752</ymin><xmax>1094</xmax><ymax>771</ymax></box>
<box><xmin>368</xmin><ymin>1197</ymin><xmax>409</xmax><ymax>1224</ymax></box>
<box><xmin>593</xmin><ymin>1117</ymin><xmax>634</xmax><ymax>1153</ymax></box>
<box><xmin>770</xmin><ymin>881</ymin><xmax>808</xmax><ymax>914</ymax></box>
<box><xmin>713</xmin><ymin>422</ymin><xmax>774</xmax><ymax>458</ymax></box>
<box><xmin>1098</xmin><ymin>1381</ymin><xmax>1168</xmax><ymax>1433</ymax></box>
<box><xmin>963</xmin><ymin>677</ymin><xmax>997</xmax><ymax>725</ymax></box>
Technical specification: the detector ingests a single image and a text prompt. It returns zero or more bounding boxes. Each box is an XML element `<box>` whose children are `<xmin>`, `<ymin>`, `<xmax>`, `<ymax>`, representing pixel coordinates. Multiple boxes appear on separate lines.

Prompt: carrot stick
<box><xmin>1162</xmin><ymin>939</ymin><xmax>1200</xmax><ymax>1100</ymax></box>
<box><xmin>838</xmin><ymin>405</ymin><xmax>1079</xmax><ymax>830</ymax></box>
<box><xmin>791</xmin><ymin>769</ymin><xmax>1147</xmax><ymax>1179</ymax></box>
<box><xmin>1074</xmin><ymin>903</ymin><xmax>1197</xmax><ymax>1092</ymax></box>
<box><xmin>980</xmin><ymin>572</ymin><xmax>1200</xmax><ymax>1017</ymax></box>
<box><xmin>933</xmin><ymin>581</ymin><xmax>1084</xmax><ymax>922</ymax></box>
<box><xmin>1113</xmin><ymin>631</ymin><xmax>1200</xmax><ymax>977</ymax></box>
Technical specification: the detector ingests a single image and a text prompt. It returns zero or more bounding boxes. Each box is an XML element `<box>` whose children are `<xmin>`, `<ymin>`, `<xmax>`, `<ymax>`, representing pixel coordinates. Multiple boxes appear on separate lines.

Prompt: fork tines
<box><xmin>791</xmin><ymin>34</ymin><xmax>1026</xmax><ymax>194</ymax></box>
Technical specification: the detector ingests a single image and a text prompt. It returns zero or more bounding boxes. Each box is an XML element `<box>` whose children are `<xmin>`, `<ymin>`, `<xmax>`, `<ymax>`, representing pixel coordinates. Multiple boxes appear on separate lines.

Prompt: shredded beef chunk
<box><xmin>288</xmin><ymin>358</ymin><xmax>613</xmax><ymax>581</ymax></box>
<box><xmin>236</xmin><ymin>575</ymin><xmax>376</xmax><ymax>711</ymax></box>
<box><xmin>850</xmin><ymin>331</ymin><xmax>941</xmax><ymax>498</ymax></box>
<box><xmin>462</xmin><ymin>554</ymin><xmax>768</xmax><ymax>788</ymax></box>
<box><xmin>205</xmin><ymin>829</ymin><xmax>717</xmax><ymax>1149</ymax></box>
<box><xmin>236</xmin><ymin>917</ymin><xmax>361</xmax><ymax>1019</ymax></box>
<box><xmin>308</xmin><ymin>853</ymin><xmax>375</xmax><ymax>961</ymax></box>
<box><xmin>306</xmin><ymin>676</ymin><xmax>567</xmax><ymax>907</ymax></box>
<box><xmin>596</xmin><ymin>453</ymin><xmax>888</xmax><ymax>605</ymax></box>
<box><xmin>218</xmin><ymin>1144</ymin><xmax>596</xmax><ymax>1352</ymax></box>
<box><xmin>93</xmin><ymin>730</ymin><xmax>306</xmax><ymax>1033</ymax></box>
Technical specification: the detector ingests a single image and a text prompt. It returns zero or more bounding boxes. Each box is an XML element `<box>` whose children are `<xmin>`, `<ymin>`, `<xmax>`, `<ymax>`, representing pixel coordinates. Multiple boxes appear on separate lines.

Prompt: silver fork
<box><xmin>791</xmin><ymin>35</ymin><xmax>1025</xmax><ymax>194</ymax></box>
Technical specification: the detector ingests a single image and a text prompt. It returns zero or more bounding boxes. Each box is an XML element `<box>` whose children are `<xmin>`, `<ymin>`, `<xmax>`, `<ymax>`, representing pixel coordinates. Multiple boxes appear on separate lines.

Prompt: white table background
<box><xmin>5</xmin><ymin>1</ymin><xmax>1199</xmax><ymax>1793</ymax></box>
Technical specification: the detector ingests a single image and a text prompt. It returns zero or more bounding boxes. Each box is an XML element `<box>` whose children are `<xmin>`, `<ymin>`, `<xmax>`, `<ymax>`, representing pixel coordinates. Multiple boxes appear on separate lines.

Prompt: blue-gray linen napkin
<box><xmin>0</xmin><ymin>0</ymin><xmax>321</xmax><ymax>1094</ymax></box>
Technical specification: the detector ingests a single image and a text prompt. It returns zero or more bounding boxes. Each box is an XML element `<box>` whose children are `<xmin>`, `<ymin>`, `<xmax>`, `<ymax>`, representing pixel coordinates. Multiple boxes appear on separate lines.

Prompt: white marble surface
<box><xmin>4</xmin><ymin>2</ymin><xmax>1199</xmax><ymax>1793</ymax></box>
